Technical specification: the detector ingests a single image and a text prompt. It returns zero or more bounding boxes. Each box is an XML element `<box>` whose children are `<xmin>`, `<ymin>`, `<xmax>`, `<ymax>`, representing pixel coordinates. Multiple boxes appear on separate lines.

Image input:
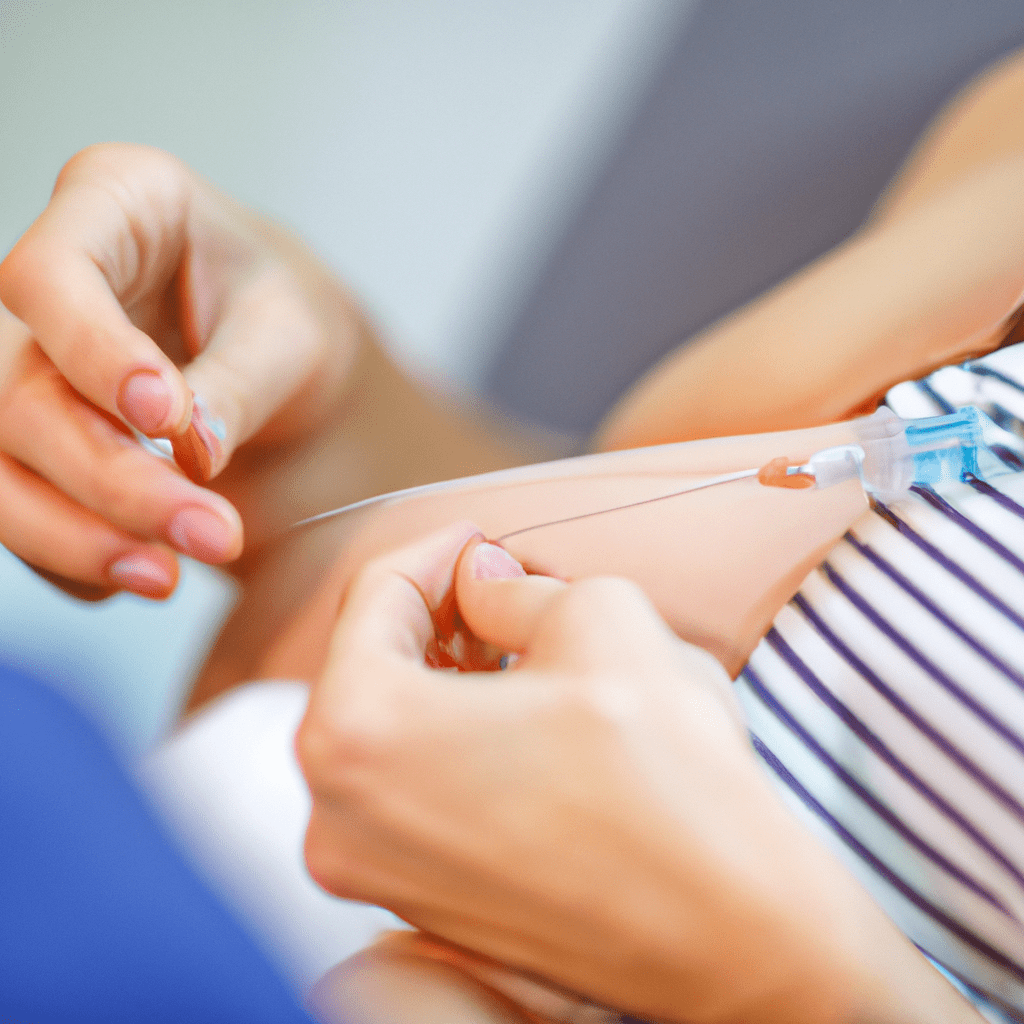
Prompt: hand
<box><xmin>308</xmin><ymin>931</ymin><xmax>546</xmax><ymax>1024</ymax></box>
<box><xmin>0</xmin><ymin>143</ymin><xmax>366</xmax><ymax>599</ymax></box>
<box><xmin>297</xmin><ymin>525</ymin><xmax>977</xmax><ymax>1023</ymax></box>
<box><xmin>310</xmin><ymin>929</ymin><xmax>625</xmax><ymax>1024</ymax></box>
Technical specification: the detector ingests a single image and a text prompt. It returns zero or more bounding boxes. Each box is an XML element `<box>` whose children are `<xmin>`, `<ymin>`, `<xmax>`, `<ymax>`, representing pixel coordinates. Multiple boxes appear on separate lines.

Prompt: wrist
<box><xmin>606</xmin><ymin>774</ymin><xmax>986</xmax><ymax>1024</ymax></box>
<box><xmin>187</xmin><ymin>333</ymin><xmax>567</xmax><ymax>711</ymax></box>
<box><xmin>725</xmin><ymin>825</ymin><xmax>989</xmax><ymax>1024</ymax></box>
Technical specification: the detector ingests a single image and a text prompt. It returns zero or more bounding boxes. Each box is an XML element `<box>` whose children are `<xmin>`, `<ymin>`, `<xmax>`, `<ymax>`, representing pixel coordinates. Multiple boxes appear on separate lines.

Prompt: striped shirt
<box><xmin>738</xmin><ymin>345</ymin><xmax>1024</xmax><ymax>1021</ymax></box>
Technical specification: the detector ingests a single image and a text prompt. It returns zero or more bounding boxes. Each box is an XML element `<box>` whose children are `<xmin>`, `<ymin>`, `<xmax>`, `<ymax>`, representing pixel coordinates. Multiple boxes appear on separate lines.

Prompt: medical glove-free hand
<box><xmin>0</xmin><ymin>143</ymin><xmax>367</xmax><ymax>598</ymax></box>
<box><xmin>297</xmin><ymin>524</ymin><xmax>982</xmax><ymax>1024</ymax></box>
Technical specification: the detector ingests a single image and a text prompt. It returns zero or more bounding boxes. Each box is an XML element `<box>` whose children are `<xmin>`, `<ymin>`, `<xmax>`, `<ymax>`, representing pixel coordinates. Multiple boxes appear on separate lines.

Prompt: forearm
<box><xmin>597</xmin><ymin>154</ymin><xmax>1024</xmax><ymax>451</ymax></box>
<box><xmin>188</xmin><ymin>334</ymin><xmax>566</xmax><ymax>710</ymax></box>
<box><xmin>597</xmin><ymin>50</ymin><xmax>1024</xmax><ymax>453</ymax></box>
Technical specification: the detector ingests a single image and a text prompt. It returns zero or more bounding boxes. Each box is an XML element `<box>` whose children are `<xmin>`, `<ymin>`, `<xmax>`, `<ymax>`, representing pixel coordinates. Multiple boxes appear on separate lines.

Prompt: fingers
<box><xmin>0</xmin><ymin>343</ymin><xmax>242</xmax><ymax>568</ymax></box>
<box><xmin>454</xmin><ymin>540</ymin><xmax>567</xmax><ymax>653</ymax></box>
<box><xmin>0</xmin><ymin>145</ymin><xmax>194</xmax><ymax>438</ymax></box>
<box><xmin>326</xmin><ymin>521</ymin><xmax>484</xmax><ymax>670</ymax></box>
<box><xmin>0</xmin><ymin>452</ymin><xmax>179</xmax><ymax>599</ymax></box>
<box><xmin>304</xmin><ymin>522</ymin><xmax>484</xmax><ymax>777</ymax></box>
<box><xmin>174</xmin><ymin>262</ymin><xmax>334</xmax><ymax>481</ymax></box>
<box><xmin>455</xmin><ymin>538</ymin><xmax>668</xmax><ymax>668</ymax></box>
<box><xmin>331</xmin><ymin>527</ymin><xmax>727</xmax><ymax>695</ymax></box>
<box><xmin>456</xmin><ymin>538</ymin><xmax>738</xmax><ymax>717</ymax></box>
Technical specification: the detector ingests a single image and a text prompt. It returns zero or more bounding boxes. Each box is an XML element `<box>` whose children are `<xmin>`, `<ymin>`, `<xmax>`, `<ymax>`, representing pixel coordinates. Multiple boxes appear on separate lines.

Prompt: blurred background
<box><xmin>0</xmin><ymin>0</ymin><xmax>686</xmax><ymax>751</ymax></box>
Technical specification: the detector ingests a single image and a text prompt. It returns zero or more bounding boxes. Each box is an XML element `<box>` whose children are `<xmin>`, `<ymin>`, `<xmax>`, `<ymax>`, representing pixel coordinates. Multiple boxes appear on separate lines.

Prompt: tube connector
<box><xmin>770</xmin><ymin>406</ymin><xmax>1013</xmax><ymax>502</ymax></box>
<box><xmin>856</xmin><ymin>406</ymin><xmax>983</xmax><ymax>501</ymax></box>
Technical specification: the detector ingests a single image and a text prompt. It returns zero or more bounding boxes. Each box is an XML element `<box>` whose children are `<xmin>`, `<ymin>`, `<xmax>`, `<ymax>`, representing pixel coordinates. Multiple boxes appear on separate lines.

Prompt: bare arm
<box><xmin>597</xmin><ymin>50</ymin><xmax>1024</xmax><ymax>451</ymax></box>
<box><xmin>295</xmin><ymin>528</ymin><xmax>988</xmax><ymax>1024</ymax></box>
<box><xmin>0</xmin><ymin>143</ymin><xmax>563</xmax><ymax>706</ymax></box>
<box><xmin>188</xmin><ymin>337</ymin><xmax>562</xmax><ymax>709</ymax></box>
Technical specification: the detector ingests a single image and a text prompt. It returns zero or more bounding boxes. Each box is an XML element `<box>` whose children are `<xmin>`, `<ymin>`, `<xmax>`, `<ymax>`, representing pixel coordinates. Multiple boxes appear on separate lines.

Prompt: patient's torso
<box><xmin>740</xmin><ymin>347</ymin><xmax>1024</xmax><ymax>1020</ymax></box>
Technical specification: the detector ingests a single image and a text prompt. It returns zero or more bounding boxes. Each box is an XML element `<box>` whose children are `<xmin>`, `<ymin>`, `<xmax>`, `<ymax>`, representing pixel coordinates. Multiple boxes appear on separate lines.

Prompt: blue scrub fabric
<box><xmin>0</xmin><ymin>666</ymin><xmax>319</xmax><ymax>1024</ymax></box>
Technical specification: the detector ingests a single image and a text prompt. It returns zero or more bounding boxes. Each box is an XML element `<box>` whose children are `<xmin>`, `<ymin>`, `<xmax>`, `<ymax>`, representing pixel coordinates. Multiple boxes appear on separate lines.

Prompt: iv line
<box><xmin>494</xmin><ymin>468</ymin><xmax>760</xmax><ymax>543</ymax></box>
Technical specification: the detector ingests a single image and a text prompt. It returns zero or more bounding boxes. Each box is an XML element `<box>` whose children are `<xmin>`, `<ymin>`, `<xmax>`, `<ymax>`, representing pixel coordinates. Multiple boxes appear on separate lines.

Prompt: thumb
<box><xmin>455</xmin><ymin>539</ymin><xmax>566</xmax><ymax>654</ymax></box>
<box><xmin>173</xmin><ymin>264</ymin><xmax>333</xmax><ymax>481</ymax></box>
<box><xmin>327</xmin><ymin>521</ymin><xmax>483</xmax><ymax>671</ymax></box>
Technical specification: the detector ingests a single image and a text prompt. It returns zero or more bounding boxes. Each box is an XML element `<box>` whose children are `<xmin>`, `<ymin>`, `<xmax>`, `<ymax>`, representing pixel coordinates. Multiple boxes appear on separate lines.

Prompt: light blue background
<box><xmin>0</xmin><ymin>0</ymin><xmax>689</xmax><ymax>751</ymax></box>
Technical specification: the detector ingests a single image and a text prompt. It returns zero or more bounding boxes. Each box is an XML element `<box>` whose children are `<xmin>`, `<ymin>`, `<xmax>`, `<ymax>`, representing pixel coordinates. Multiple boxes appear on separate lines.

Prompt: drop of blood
<box><xmin>757</xmin><ymin>456</ymin><xmax>815</xmax><ymax>489</ymax></box>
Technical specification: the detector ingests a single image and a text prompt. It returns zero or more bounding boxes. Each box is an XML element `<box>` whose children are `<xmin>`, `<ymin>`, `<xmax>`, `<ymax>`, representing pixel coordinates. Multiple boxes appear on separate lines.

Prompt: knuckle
<box><xmin>303</xmin><ymin>820</ymin><xmax>361</xmax><ymax>900</ymax></box>
<box><xmin>293</xmin><ymin>714</ymin><xmax>335</xmax><ymax>778</ymax></box>
<box><xmin>54</xmin><ymin>143</ymin><xmax>184</xmax><ymax>193</ymax></box>
<box><xmin>53</xmin><ymin>144</ymin><xmax>112</xmax><ymax>191</ymax></box>
<box><xmin>0</xmin><ymin>241</ymin><xmax>40</xmax><ymax>311</ymax></box>
<box><xmin>550</xmin><ymin>576</ymin><xmax>649</xmax><ymax>633</ymax></box>
<box><xmin>295</xmin><ymin>697</ymin><xmax>396</xmax><ymax>795</ymax></box>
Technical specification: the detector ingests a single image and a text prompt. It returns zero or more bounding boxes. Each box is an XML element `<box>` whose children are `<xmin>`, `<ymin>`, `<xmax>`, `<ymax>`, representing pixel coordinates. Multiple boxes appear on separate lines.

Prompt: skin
<box><xmin>1</xmin><ymin>52</ymin><xmax>1023</xmax><ymax>688</ymax></box>
<box><xmin>202</xmin><ymin>37</ymin><xmax>1024</xmax><ymax>697</ymax></box>
<box><xmin>3</xmin><ymin>45</ymin><xmax>1024</xmax><ymax>1024</ymax></box>
<box><xmin>298</xmin><ymin>525</ymin><xmax>984</xmax><ymax>1024</ymax></box>
<box><xmin>0</xmin><ymin>144</ymin><xmax>558</xmax><ymax>682</ymax></box>
<box><xmin>596</xmin><ymin>49</ymin><xmax>1024</xmax><ymax>450</ymax></box>
<box><xmin>308</xmin><ymin>933</ymin><xmax>539</xmax><ymax>1024</ymax></box>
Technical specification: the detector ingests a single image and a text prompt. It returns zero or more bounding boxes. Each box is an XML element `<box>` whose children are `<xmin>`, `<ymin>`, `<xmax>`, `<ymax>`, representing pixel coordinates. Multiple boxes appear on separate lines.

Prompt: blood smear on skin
<box><xmin>758</xmin><ymin>456</ymin><xmax>815</xmax><ymax>489</ymax></box>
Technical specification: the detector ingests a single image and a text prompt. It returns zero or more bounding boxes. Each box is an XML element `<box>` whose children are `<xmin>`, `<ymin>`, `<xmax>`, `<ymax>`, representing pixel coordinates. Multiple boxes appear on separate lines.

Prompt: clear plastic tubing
<box><xmin>770</xmin><ymin>406</ymin><xmax>1011</xmax><ymax>501</ymax></box>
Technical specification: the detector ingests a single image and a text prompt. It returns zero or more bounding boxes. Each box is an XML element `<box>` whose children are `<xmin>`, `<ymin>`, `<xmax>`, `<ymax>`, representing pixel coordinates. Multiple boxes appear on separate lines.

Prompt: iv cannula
<box><xmin>289</xmin><ymin>405</ymin><xmax>1021</xmax><ymax>535</ymax></box>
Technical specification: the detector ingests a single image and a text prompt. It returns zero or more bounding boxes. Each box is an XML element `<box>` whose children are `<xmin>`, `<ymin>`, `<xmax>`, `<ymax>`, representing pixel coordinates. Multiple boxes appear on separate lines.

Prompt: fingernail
<box><xmin>168</xmin><ymin>505</ymin><xmax>238</xmax><ymax>563</ymax></box>
<box><xmin>173</xmin><ymin>393</ymin><xmax>225</xmax><ymax>482</ymax></box>
<box><xmin>472</xmin><ymin>542</ymin><xmax>526</xmax><ymax>580</ymax></box>
<box><xmin>107</xmin><ymin>555</ymin><xmax>174</xmax><ymax>598</ymax></box>
<box><xmin>118</xmin><ymin>371</ymin><xmax>175</xmax><ymax>434</ymax></box>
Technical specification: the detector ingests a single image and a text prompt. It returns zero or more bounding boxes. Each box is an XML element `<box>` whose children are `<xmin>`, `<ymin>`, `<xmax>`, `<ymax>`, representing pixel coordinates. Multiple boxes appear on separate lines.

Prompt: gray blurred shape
<box><xmin>485</xmin><ymin>0</ymin><xmax>1024</xmax><ymax>436</ymax></box>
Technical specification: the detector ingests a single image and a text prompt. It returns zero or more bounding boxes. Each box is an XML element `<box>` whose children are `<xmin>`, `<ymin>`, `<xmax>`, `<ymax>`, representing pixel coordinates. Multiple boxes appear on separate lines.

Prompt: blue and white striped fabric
<box><xmin>738</xmin><ymin>345</ymin><xmax>1024</xmax><ymax>1021</ymax></box>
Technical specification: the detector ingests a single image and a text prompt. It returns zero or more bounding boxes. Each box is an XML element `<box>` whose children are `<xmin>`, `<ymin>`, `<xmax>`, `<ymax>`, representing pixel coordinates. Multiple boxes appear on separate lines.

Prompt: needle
<box><xmin>495</xmin><ymin>468</ymin><xmax>760</xmax><ymax>543</ymax></box>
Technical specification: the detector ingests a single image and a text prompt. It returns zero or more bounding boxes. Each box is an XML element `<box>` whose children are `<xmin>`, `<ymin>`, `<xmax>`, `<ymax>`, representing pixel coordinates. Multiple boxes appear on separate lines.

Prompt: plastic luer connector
<box><xmin>790</xmin><ymin>405</ymin><xmax>1018</xmax><ymax>501</ymax></box>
